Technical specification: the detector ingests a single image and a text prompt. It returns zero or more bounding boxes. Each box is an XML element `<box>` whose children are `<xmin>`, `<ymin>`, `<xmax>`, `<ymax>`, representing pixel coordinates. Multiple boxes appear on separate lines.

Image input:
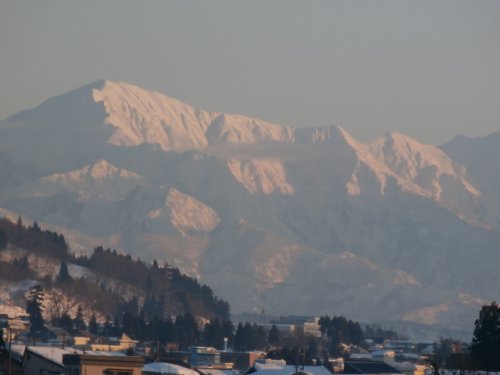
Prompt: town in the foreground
<box><xmin>2</xmin><ymin>303</ymin><xmax>500</xmax><ymax>375</ymax></box>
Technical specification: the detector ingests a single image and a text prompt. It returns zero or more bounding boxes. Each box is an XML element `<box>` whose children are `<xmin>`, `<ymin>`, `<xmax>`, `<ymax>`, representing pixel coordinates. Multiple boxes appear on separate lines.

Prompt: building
<box><xmin>246</xmin><ymin>359</ymin><xmax>333</xmax><ymax>375</ymax></box>
<box><xmin>143</xmin><ymin>362</ymin><xmax>198</xmax><ymax>375</ymax></box>
<box><xmin>341</xmin><ymin>360</ymin><xmax>401</xmax><ymax>375</ymax></box>
<box><xmin>188</xmin><ymin>347</ymin><xmax>221</xmax><ymax>367</ymax></box>
<box><xmin>90</xmin><ymin>333</ymin><xmax>139</xmax><ymax>352</ymax></box>
<box><xmin>63</xmin><ymin>353</ymin><xmax>144</xmax><ymax>375</ymax></box>
<box><xmin>3</xmin><ymin>315</ymin><xmax>30</xmax><ymax>342</ymax></box>
<box><xmin>45</xmin><ymin>326</ymin><xmax>74</xmax><ymax>346</ymax></box>
<box><xmin>301</xmin><ymin>318</ymin><xmax>321</xmax><ymax>338</ymax></box>
<box><xmin>220</xmin><ymin>351</ymin><xmax>266</xmax><ymax>371</ymax></box>
<box><xmin>73</xmin><ymin>335</ymin><xmax>92</xmax><ymax>347</ymax></box>
<box><xmin>22</xmin><ymin>346</ymin><xmax>73</xmax><ymax>375</ymax></box>
<box><xmin>269</xmin><ymin>316</ymin><xmax>321</xmax><ymax>338</ymax></box>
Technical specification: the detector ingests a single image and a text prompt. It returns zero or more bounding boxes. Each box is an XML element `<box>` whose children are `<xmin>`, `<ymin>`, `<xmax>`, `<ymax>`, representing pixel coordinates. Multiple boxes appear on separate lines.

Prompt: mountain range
<box><xmin>1</xmin><ymin>80</ymin><xmax>499</xmax><ymax>337</ymax></box>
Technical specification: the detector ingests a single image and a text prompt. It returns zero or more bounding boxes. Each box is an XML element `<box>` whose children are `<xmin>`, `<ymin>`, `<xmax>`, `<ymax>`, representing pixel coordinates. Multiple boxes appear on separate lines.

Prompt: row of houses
<box><xmin>1</xmin><ymin>314</ymin><xmax>425</xmax><ymax>375</ymax></box>
<box><xmin>4</xmin><ymin>345</ymin><xmax>405</xmax><ymax>375</ymax></box>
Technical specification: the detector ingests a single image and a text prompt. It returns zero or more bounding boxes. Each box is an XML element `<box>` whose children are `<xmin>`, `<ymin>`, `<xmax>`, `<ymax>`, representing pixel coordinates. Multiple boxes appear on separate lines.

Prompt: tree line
<box><xmin>1</xmin><ymin>217</ymin><xmax>230</xmax><ymax>323</ymax></box>
<box><xmin>73</xmin><ymin>246</ymin><xmax>230</xmax><ymax>320</ymax></box>
<box><xmin>0</xmin><ymin>217</ymin><xmax>69</xmax><ymax>258</ymax></box>
<box><xmin>423</xmin><ymin>302</ymin><xmax>500</xmax><ymax>372</ymax></box>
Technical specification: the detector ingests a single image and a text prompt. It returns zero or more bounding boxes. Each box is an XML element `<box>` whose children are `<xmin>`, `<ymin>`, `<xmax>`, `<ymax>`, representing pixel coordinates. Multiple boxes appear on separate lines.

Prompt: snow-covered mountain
<box><xmin>441</xmin><ymin>132</ymin><xmax>500</xmax><ymax>226</ymax></box>
<box><xmin>1</xmin><ymin>80</ymin><xmax>499</xmax><ymax>336</ymax></box>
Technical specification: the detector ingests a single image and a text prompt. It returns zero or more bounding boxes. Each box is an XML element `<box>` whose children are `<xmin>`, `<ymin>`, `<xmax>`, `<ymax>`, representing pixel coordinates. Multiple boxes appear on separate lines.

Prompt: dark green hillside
<box><xmin>76</xmin><ymin>246</ymin><xmax>230</xmax><ymax>320</ymax></box>
<box><xmin>0</xmin><ymin>217</ymin><xmax>68</xmax><ymax>258</ymax></box>
<box><xmin>0</xmin><ymin>217</ymin><xmax>230</xmax><ymax>321</ymax></box>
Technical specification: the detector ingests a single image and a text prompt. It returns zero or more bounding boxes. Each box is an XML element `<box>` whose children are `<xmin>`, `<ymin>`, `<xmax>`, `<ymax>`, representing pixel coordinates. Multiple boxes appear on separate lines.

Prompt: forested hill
<box><xmin>0</xmin><ymin>217</ymin><xmax>230</xmax><ymax>321</ymax></box>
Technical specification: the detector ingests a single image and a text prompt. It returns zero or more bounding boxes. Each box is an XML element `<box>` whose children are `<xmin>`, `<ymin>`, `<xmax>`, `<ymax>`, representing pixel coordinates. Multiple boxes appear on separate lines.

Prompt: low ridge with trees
<box><xmin>0</xmin><ymin>217</ymin><xmax>229</xmax><ymax>333</ymax></box>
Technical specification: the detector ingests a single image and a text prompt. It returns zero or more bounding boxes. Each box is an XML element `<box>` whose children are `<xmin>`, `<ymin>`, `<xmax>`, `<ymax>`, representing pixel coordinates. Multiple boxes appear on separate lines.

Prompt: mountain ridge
<box><xmin>1</xmin><ymin>80</ymin><xmax>499</xmax><ymax>337</ymax></box>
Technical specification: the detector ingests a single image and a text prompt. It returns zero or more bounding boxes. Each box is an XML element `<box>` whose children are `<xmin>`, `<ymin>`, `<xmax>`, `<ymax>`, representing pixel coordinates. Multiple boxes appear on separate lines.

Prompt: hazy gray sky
<box><xmin>1</xmin><ymin>1</ymin><xmax>499</xmax><ymax>144</ymax></box>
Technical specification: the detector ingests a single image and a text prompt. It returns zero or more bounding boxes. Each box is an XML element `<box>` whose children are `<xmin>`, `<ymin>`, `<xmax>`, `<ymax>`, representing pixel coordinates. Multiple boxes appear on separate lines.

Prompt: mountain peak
<box><xmin>368</xmin><ymin>129</ymin><xmax>482</xmax><ymax>210</ymax></box>
<box><xmin>87</xmin><ymin>80</ymin><xmax>217</xmax><ymax>151</ymax></box>
<box><xmin>369</xmin><ymin>131</ymin><xmax>457</xmax><ymax>175</ymax></box>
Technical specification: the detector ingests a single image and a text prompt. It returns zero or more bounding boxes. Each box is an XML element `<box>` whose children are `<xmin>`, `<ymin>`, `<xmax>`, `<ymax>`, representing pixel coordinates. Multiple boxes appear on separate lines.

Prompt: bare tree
<box><xmin>46</xmin><ymin>289</ymin><xmax>79</xmax><ymax>322</ymax></box>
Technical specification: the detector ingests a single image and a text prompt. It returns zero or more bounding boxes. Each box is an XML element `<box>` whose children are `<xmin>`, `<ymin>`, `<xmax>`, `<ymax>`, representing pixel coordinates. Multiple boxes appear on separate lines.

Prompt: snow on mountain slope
<box><xmin>24</xmin><ymin>159</ymin><xmax>145</xmax><ymax>200</ymax></box>
<box><xmin>0</xmin><ymin>246</ymin><xmax>146</xmax><ymax>320</ymax></box>
<box><xmin>164</xmin><ymin>187</ymin><xmax>220</xmax><ymax>235</ymax></box>
<box><xmin>0</xmin><ymin>79</ymin><xmax>483</xmax><ymax>215</ymax></box>
<box><xmin>93</xmin><ymin>80</ymin><xmax>217</xmax><ymax>150</ymax></box>
<box><xmin>369</xmin><ymin>132</ymin><xmax>479</xmax><ymax>198</ymax></box>
<box><xmin>206</xmin><ymin>113</ymin><xmax>294</xmax><ymax>145</ymax></box>
<box><xmin>368</xmin><ymin>132</ymin><xmax>492</xmax><ymax>227</ymax></box>
<box><xmin>199</xmin><ymin>218</ymin><xmax>483</xmax><ymax>330</ymax></box>
<box><xmin>226</xmin><ymin>158</ymin><xmax>294</xmax><ymax>195</ymax></box>
<box><xmin>1</xmin><ymin>80</ymin><xmax>499</xmax><ymax>334</ymax></box>
<box><xmin>441</xmin><ymin>131</ymin><xmax>500</xmax><ymax>223</ymax></box>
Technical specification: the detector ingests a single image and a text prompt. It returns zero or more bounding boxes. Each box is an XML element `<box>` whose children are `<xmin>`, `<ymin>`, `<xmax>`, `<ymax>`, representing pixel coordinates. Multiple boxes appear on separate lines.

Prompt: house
<box><xmin>188</xmin><ymin>347</ymin><xmax>221</xmax><ymax>367</ymax></box>
<box><xmin>388</xmin><ymin>362</ymin><xmax>426</xmax><ymax>375</ymax></box>
<box><xmin>158</xmin><ymin>351</ymin><xmax>191</xmax><ymax>365</ymax></box>
<box><xmin>73</xmin><ymin>335</ymin><xmax>91</xmax><ymax>347</ymax></box>
<box><xmin>220</xmin><ymin>351</ymin><xmax>266</xmax><ymax>371</ymax></box>
<box><xmin>268</xmin><ymin>316</ymin><xmax>322</xmax><ymax>338</ymax></box>
<box><xmin>63</xmin><ymin>353</ymin><xmax>144</xmax><ymax>375</ymax></box>
<box><xmin>341</xmin><ymin>360</ymin><xmax>401</xmax><ymax>375</ymax></box>
<box><xmin>45</xmin><ymin>326</ymin><xmax>73</xmax><ymax>346</ymax></box>
<box><xmin>90</xmin><ymin>333</ymin><xmax>138</xmax><ymax>352</ymax></box>
<box><xmin>143</xmin><ymin>362</ymin><xmax>199</xmax><ymax>375</ymax></box>
<box><xmin>187</xmin><ymin>347</ymin><xmax>234</xmax><ymax>373</ymax></box>
<box><xmin>22</xmin><ymin>346</ymin><xmax>74</xmax><ymax>375</ymax></box>
<box><xmin>246</xmin><ymin>359</ymin><xmax>333</xmax><ymax>375</ymax></box>
<box><xmin>4</xmin><ymin>316</ymin><xmax>30</xmax><ymax>342</ymax></box>
<box><xmin>196</xmin><ymin>368</ymin><xmax>235</xmax><ymax>375</ymax></box>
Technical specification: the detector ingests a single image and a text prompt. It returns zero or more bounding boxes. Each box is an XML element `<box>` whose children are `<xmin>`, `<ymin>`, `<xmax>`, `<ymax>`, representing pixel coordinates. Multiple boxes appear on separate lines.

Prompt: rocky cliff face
<box><xmin>1</xmin><ymin>80</ymin><xmax>499</xmax><ymax>336</ymax></box>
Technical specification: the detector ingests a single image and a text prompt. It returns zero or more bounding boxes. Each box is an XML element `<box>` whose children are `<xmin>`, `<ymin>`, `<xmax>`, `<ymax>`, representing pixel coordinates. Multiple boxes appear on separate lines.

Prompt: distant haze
<box><xmin>1</xmin><ymin>0</ymin><xmax>499</xmax><ymax>144</ymax></box>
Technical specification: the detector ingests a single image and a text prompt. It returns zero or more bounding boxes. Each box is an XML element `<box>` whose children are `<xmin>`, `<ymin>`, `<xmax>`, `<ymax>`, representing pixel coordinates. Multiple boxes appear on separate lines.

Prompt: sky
<box><xmin>1</xmin><ymin>0</ymin><xmax>499</xmax><ymax>145</ymax></box>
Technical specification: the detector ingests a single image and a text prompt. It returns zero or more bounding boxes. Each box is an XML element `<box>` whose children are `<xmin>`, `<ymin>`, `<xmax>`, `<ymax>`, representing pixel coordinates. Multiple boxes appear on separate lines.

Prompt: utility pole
<box><xmin>8</xmin><ymin>328</ymin><xmax>12</xmax><ymax>375</ymax></box>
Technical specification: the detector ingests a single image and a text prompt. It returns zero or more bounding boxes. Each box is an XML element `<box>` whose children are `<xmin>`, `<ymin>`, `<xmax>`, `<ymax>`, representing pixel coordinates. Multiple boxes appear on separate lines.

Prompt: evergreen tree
<box><xmin>221</xmin><ymin>320</ymin><xmax>234</xmax><ymax>348</ymax></box>
<box><xmin>58</xmin><ymin>313</ymin><xmax>73</xmax><ymax>332</ymax></box>
<box><xmin>329</xmin><ymin>331</ymin><xmax>343</xmax><ymax>357</ymax></box>
<box><xmin>26</xmin><ymin>285</ymin><xmax>45</xmax><ymax>337</ymax></box>
<box><xmin>0</xmin><ymin>328</ymin><xmax>5</xmax><ymax>349</ymax></box>
<box><xmin>470</xmin><ymin>302</ymin><xmax>500</xmax><ymax>370</ymax></box>
<box><xmin>143</xmin><ymin>294</ymin><xmax>157</xmax><ymax>320</ymax></box>
<box><xmin>268</xmin><ymin>324</ymin><xmax>280</xmax><ymax>344</ymax></box>
<box><xmin>56</xmin><ymin>261</ymin><xmax>71</xmax><ymax>283</ymax></box>
<box><xmin>234</xmin><ymin>323</ymin><xmax>245</xmax><ymax>351</ymax></box>
<box><xmin>0</xmin><ymin>229</ymin><xmax>7</xmax><ymax>250</ymax></box>
<box><xmin>104</xmin><ymin>315</ymin><xmax>113</xmax><ymax>337</ymax></box>
<box><xmin>252</xmin><ymin>323</ymin><xmax>267</xmax><ymax>350</ymax></box>
<box><xmin>203</xmin><ymin>318</ymin><xmax>223</xmax><ymax>348</ymax></box>
<box><xmin>74</xmin><ymin>305</ymin><xmax>86</xmax><ymax>331</ymax></box>
<box><xmin>89</xmin><ymin>314</ymin><xmax>99</xmax><ymax>334</ymax></box>
<box><xmin>174</xmin><ymin>313</ymin><xmax>199</xmax><ymax>349</ymax></box>
<box><xmin>31</xmin><ymin>221</ymin><xmax>41</xmax><ymax>232</ymax></box>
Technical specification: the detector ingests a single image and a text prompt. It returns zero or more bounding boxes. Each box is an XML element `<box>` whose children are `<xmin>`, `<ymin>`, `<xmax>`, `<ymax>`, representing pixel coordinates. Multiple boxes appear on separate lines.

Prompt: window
<box><xmin>103</xmin><ymin>369</ymin><xmax>133</xmax><ymax>375</ymax></box>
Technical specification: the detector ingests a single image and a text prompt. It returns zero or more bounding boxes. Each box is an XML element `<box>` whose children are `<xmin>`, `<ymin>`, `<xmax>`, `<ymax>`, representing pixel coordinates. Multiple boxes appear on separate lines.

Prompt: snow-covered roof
<box><xmin>196</xmin><ymin>369</ymin><xmax>234</xmax><ymax>375</ymax></box>
<box><xmin>26</xmin><ymin>346</ymin><xmax>126</xmax><ymax>366</ymax></box>
<box><xmin>143</xmin><ymin>362</ymin><xmax>198</xmax><ymax>375</ymax></box>
<box><xmin>88</xmin><ymin>350</ymin><xmax>126</xmax><ymax>357</ymax></box>
<box><xmin>27</xmin><ymin>346</ymin><xmax>82</xmax><ymax>366</ymax></box>
<box><xmin>252</xmin><ymin>363</ymin><xmax>332</xmax><ymax>375</ymax></box>
<box><xmin>370</xmin><ymin>350</ymin><xmax>395</xmax><ymax>357</ymax></box>
<box><xmin>349</xmin><ymin>353</ymin><xmax>372</xmax><ymax>360</ymax></box>
<box><xmin>9</xmin><ymin>344</ymin><xmax>27</xmax><ymax>359</ymax></box>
